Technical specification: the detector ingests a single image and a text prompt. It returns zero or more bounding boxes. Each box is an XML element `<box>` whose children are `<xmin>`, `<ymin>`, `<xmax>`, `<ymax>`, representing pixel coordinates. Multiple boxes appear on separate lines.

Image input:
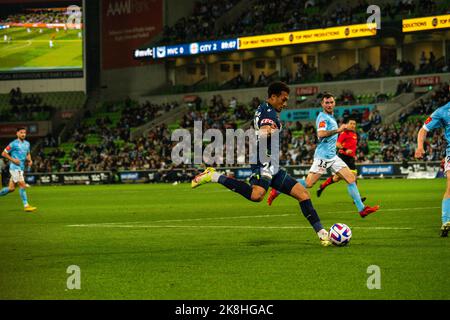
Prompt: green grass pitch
<box><xmin>0</xmin><ymin>179</ymin><xmax>449</xmax><ymax>299</ymax></box>
<box><xmin>0</xmin><ymin>27</ymin><xmax>82</xmax><ymax>71</ymax></box>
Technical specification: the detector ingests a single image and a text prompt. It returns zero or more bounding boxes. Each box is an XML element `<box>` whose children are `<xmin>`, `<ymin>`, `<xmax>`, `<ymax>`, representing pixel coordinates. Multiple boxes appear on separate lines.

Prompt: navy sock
<box><xmin>218</xmin><ymin>175</ymin><xmax>253</xmax><ymax>201</ymax></box>
<box><xmin>299</xmin><ymin>199</ymin><xmax>323</xmax><ymax>232</ymax></box>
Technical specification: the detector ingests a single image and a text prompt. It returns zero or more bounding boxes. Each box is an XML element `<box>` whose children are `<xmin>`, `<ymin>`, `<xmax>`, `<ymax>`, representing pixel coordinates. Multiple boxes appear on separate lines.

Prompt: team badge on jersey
<box><xmin>425</xmin><ymin>117</ymin><xmax>432</xmax><ymax>125</ymax></box>
<box><xmin>319</xmin><ymin>121</ymin><xmax>326</xmax><ymax>128</ymax></box>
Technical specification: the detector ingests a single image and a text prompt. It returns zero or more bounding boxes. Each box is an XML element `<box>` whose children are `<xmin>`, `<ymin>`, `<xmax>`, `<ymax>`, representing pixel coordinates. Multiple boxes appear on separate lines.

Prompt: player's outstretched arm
<box><xmin>317</xmin><ymin>124</ymin><xmax>347</xmax><ymax>138</ymax></box>
<box><xmin>415</xmin><ymin>127</ymin><xmax>427</xmax><ymax>159</ymax></box>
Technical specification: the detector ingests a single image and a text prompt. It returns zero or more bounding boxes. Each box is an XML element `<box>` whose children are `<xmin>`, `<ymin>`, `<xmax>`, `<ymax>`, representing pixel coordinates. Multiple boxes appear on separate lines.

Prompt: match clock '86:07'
<box><xmin>329</xmin><ymin>223</ymin><xmax>352</xmax><ymax>246</ymax></box>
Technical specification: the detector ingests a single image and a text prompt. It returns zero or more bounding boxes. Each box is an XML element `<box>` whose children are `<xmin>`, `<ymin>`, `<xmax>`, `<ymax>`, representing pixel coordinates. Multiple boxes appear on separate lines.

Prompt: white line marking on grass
<box><xmin>1</xmin><ymin>40</ymin><xmax>32</xmax><ymax>52</ymax></box>
<box><xmin>67</xmin><ymin>214</ymin><xmax>295</xmax><ymax>227</ymax></box>
<box><xmin>66</xmin><ymin>214</ymin><xmax>294</xmax><ymax>226</ymax></box>
<box><xmin>320</xmin><ymin>206</ymin><xmax>440</xmax><ymax>215</ymax></box>
<box><xmin>151</xmin><ymin>213</ymin><xmax>294</xmax><ymax>223</ymax></box>
<box><xmin>66</xmin><ymin>206</ymin><xmax>438</xmax><ymax>228</ymax></box>
<box><xmin>67</xmin><ymin>224</ymin><xmax>412</xmax><ymax>230</ymax></box>
<box><xmin>8</xmin><ymin>40</ymin><xmax>81</xmax><ymax>42</ymax></box>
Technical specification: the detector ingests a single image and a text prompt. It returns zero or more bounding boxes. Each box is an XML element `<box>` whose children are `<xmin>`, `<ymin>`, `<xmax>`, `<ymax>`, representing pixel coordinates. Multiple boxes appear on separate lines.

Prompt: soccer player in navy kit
<box><xmin>0</xmin><ymin>127</ymin><xmax>37</xmax><ymax>212</ymax></box>
<box><xmin>192</xmin><ymin>82</ymin><xmax>332</xmax><ymax>246</ymax></box>
<box><xmin>268</xmin><ymin>93</ymin><xmax>379</xmax><ymax>218</ymax></box>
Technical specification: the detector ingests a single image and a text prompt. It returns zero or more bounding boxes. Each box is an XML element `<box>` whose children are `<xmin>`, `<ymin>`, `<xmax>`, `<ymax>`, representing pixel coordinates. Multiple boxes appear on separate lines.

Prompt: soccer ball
<box><xmin>329</xmin><ymin>223</ymin><xmax>352</xmax><ymax>246</ymax></box>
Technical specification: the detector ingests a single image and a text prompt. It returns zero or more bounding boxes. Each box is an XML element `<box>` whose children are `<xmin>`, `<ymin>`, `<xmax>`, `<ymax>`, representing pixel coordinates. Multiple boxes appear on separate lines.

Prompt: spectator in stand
<box><xmin>229</xmin><ymin>97</ymin><xmax>237</xmax><ymax>110</ymax></box>
<box><xmin>419</xmin><ymin>51</ymin><xmax>427</xmax><ymax>71</ymax></box>
<box><xmin>370</xmin><ymin>108</ymin><xmax>382</xmax><ymax>126</ymax></box>
<box><xmin>429</xmin><ymin>51</ymin><xmax>436</xmax><ymax>68</ymax></box>
<box><xmin>247</xmin><ymin>73</ymin><xmax>255</xmax><ymax>86</ymax></box>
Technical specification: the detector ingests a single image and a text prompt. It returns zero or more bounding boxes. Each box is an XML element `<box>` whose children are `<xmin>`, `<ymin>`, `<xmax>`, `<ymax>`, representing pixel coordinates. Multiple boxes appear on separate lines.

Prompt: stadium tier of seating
<box><xmin>0</xmin><ymin>90</ymin><xmax>86</xmax><ymax>122</ymax></box>
<box><xmin>160</xmin><ymin>0</ymin><xmax>446</xmax><ymax>44</ymax></box>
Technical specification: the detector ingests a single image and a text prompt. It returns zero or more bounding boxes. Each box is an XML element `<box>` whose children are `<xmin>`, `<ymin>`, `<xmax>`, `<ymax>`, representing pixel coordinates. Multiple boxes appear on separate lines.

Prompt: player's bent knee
<box><xmin>297</xmin><ymin>190</ymin><xmax>310</xmax><ymax>201</ymax></box>
<box><xmin>250</xmin><ymin>186</ymin><xmax>266</xmax><ymax>202</ymax></box>
<box><xmin>290</xmin><ymin>183</ymin><xmax>310</xmax><ymax>201</ymax></box>
<box><xmin>346</xmin><ymin>176</ymin><xmax>356</xmax><ymax>184</ymax></box>
<box><xmin>250</xmin><ymin>193</ymin><xmax>265</xmax><ymax>202</ymax></box>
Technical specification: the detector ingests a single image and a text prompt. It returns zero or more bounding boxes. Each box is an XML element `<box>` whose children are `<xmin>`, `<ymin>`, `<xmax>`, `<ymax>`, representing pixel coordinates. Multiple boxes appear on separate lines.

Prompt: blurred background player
<box><xmin>191</xmin><ymin>82</ymin><xmax>332</xmax><ymax>246</ymax></box>
<box><xmin>49</xmin><ymin>33</ymin><xmax>56</xmax><ymax>48</ymax></box>
<box><xmin>316</xmin><ymin>118</ymin><xmax>366</xmax><ymax>202</ymax></box>
<box><xmin>415</xmin><ymin>99</ymin><xmax>450</xmax><ymax>237</ymax></box>
<box><xmin>268</xmin><ymin>93</ymin><xmax>379</xmax><ymax>218</ymax></box>
<box><xmin>0</xmin><ymin>128</ymin><xmax>37</xmax><ymax>212</ymax></box>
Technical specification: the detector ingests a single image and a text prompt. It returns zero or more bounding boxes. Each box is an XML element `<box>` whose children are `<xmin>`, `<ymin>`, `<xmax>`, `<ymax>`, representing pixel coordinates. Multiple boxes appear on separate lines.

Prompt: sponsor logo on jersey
<box><xmin>261</xmin><ymin>118</ymin><xmax>275</xmax><ymax>126</ymax></box>
<box><xmin>319</xmin><ymin>121</ymin><xmax>326</xmax><ymax>128</ymax></box>
<box><xmin>424</xmin><ymin>117</ymin><xmax>432</xmax><ymax>125</ymax></box>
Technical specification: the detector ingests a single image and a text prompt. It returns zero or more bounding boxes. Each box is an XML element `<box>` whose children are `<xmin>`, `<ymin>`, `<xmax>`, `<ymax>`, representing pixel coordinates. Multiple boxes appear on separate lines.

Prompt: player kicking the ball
<box><xmin>0</xmin><ymin>127</ymin><xmax>37</xmax><ymax>212</ymax></box>
<box><xmin>267</xmin><ymin>93</ymin><xmax>379</xmax><ymax>218</ymax></box>
<box><xmin>415</xmin><ymin>100</ymin><xmax>450</xmax><ymax>237</ymax></box>
<box><xmin>192</xmin><ymin>82</ymin><xmax>332</xmax><ymax>246</ymax></box>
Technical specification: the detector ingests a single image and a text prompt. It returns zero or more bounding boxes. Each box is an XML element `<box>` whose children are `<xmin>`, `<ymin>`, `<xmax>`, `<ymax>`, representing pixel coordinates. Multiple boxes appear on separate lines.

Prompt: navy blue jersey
<box><xmin>253</xmin><ymin>101</ymin><xmax>281</xmax><ymax>166</ymax></box>
<box><xmin>253</xmin><ymin>101</ymin><xmax>282</xmax><ymax>131</ymax></box>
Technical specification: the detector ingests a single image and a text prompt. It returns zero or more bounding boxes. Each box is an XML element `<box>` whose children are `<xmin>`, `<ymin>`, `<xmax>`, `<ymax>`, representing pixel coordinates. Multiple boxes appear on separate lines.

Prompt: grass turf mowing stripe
<box><xmin>67</xmin><ymin>224</ymin><xmax>413</xmax><ymax>230</ymax></box>
<box><xmin>64</xmin><ymin>206</ymin><xmax>440</xmax><ymax>227</ymax></box>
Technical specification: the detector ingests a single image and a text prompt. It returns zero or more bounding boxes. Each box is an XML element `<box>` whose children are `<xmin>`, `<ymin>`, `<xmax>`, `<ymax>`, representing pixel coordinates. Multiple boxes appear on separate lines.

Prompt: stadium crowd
<box><xmin>159</xmin><ymin>0</ymin><xmax>240</xmax><ymax>44</ymax></box>
<box><xmin>32</xmin><ymin>100</ymin><xmax>180</xmax><ymax>177</ymax></box>
<box><xmin>160</xmin><ymin>0</ymin><xmax>443</xmax><ymax>44</ymax></box>
<box><xmin>1</xmin><ymin>9</ymin><xmax>67</xmax><ymax>24</ymax></box>
<box><xmin>9</xmin><ymin>78</ymin><xmax>450</xmax><ymax>178</ymax></box>
<box><xmin>0</xmin><ymin>87</ymin><xmax>54</xmax><ymax>121</ymax></box>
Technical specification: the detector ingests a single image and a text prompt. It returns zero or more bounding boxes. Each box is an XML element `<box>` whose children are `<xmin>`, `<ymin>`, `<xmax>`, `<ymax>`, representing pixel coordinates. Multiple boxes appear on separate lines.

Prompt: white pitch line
<box><xmin>145</xmin><ymin>213</ymin><xmax>294</xmax><ymax>223</ymax></box>
<box><xmin>1</xmin><ymin>40</ymin><xmax>32</xmax><ymax>52</ymax></box>
<box><xmin>69</xmin><ymin>214</ymin><xmax>294</xmax><ymax>226</ymax></box>
<box><xmin>66</xmin><ymin>206</ymin><xmax>439</xmax><ymax>228</ymax></box>
<box><xmin>67</xmin><ymin>224</ymin><xmax>412</xmax><ymax>230</ymax></box>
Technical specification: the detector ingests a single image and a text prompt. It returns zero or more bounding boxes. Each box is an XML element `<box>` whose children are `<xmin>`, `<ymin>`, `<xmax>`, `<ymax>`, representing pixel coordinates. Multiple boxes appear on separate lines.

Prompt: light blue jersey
<box><xmin>4</xmin><ymin>139</ymin><xmax>30</xmax><ymax>171</ymax></box>
<box><xmin>314</xmin><ymin>111</ymin><xmax>338</xmax><ymax>159</ymax></box>
<box><xmin>423</xmin><ymin>102</ymin><xmax>450</xmax><ymax>156</ymax></box>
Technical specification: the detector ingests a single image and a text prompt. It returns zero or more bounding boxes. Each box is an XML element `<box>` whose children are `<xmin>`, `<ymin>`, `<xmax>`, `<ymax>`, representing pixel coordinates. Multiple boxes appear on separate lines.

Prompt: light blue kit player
<box><xmin>416</xmin><ymin>101</ymin><xmax>450</xmax><ymax>237</ymax></box>
<box><xmin>303</xmin><ymin>93</ymin><xmax>379</xmax><ymax>218</ymax></box>
<box><xmin>1</xmin><ymin>127</ymin><xmax>37</xmax><ymax>212</ymax></box>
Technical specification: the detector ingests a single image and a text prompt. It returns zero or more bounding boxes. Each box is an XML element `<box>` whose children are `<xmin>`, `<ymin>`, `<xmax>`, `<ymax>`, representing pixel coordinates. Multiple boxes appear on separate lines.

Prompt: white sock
<box><xmin>317</xmin><ymin>229</ymin><xmax>328</xmax><ymax>239</ymax></box>
<box><xmin>211</xmin><ymin>172</ymin><xmax>222</xmax><ymax>183</ymax></box>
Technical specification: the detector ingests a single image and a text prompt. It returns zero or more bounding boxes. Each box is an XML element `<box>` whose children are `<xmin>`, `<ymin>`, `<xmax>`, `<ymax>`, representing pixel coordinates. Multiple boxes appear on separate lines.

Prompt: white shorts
<box><xmin>10</xmin><ymin>169</ymin><xmax>25</xmax><ymax>183</ymax></box>
<box><xmin>309</xmin><ymin>156</ymin><xmax>348</xmax><ymax>175</ymax></box>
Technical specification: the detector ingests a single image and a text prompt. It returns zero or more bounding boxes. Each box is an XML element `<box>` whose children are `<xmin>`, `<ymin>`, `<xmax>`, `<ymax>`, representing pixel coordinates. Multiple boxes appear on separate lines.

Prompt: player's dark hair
<box><xmin>16</xmin><ymin>127</ymin><xmax>26</xmax><ymax>132</ymax></box>
<box><xmin>320</xmin><ymin>92</ymin><xmax>335</xmax><ymax>101</ymax></box>
<box><xmin>347</xmin><ymin>118</ymin><xmax>357</xmax><ymax>123</ymax></box>
<box><xmin>268</xmin><ymin>81</ymin><xmax>290</xmax><ymax>98</ymax></box>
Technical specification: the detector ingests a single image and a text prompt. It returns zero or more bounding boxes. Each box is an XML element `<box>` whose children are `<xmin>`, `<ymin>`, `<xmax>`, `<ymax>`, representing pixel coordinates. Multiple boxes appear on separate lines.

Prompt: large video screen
<box><xmin>0</xmin><ymin>0</ymin><xmax>83</xmax><ymax>73</ymax></box>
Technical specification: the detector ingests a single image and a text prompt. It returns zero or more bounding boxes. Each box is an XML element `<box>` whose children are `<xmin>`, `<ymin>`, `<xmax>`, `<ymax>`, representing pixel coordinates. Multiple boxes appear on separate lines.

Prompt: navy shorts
<box><xmin>249</xmin><ymin>165</ymin><xmax>298</xmax><ymax>195</ymax></box>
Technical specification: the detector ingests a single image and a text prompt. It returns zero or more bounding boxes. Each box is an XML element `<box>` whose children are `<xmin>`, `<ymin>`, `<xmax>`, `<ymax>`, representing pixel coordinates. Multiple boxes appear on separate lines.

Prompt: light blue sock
<box><xmin>296</xmin><ymin>179</ymin><xmax>307</xmax><ymax>188</ymax></box>
<box><xmin>347</xmin><ymin>182</ymin><xmax>365</xmax><ymax>212</ymax></box>
<box><xmin>442</xmin><ymin>198</ymin><xmax>450</xmax><ymax>224</ymax></box>
<box><xmin>0</xmin><ymin>187</ymin><xmax>9</xmax><ymax>196</ymax></box>
<box><xmin>19</xmin><ymin>188</ymin><xmax>28</xmax><ymax>207</ymax></box>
